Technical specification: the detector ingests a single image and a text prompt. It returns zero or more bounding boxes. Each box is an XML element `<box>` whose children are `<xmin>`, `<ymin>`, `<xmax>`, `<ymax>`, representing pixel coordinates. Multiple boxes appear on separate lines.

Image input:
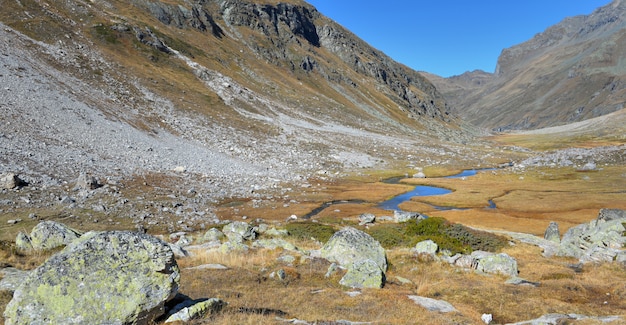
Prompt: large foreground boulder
<box><xmin>321</xmin><ymin>227</ymin><xmax>387</xmax><ymax>272</ymax></box>
<box><xmin>321</xmin><ymin>227</ymin><xmax>387</xmax><ymax>288</ymax></box>
<box><xmin>4</xmin><ymin>231</ymin><xmax>180</xmax><ymax>325</ymax></box>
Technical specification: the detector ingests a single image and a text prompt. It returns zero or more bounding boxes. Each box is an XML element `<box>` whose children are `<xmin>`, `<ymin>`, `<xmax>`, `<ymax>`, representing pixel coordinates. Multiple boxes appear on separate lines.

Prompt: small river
<box><xmin>379</xmin><ymin>168</ymin><xmax>496</xmax><ymax>211</ymax></box>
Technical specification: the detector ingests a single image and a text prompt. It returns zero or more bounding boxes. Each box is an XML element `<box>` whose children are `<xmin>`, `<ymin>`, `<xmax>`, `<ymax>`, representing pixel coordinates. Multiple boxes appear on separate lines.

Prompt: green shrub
<box><xmin>367</xmin><ymin>224</ymin><xmax>409</xmax><ymax>248</ymax></box>
<box><xmin>444</xmin><ymin>224</ymin><xmax>508</xmax><ymax>252</ymax></box>
<box><xmin>285</xmin><ymin>222</ymin><xmax>336</xmax><ymax>243</ymax></box>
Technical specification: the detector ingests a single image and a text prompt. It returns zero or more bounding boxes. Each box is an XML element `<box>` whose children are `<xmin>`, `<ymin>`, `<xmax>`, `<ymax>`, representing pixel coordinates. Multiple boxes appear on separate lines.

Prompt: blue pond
<box><xmin>379</xmin><ymin>168</ymin><xmax>496</xmax><ymax>211</ymax></box>
<box><xmin>379</xmin><ymin>186</ymin><xmax>451</xmax><ymax>211</ymax></box>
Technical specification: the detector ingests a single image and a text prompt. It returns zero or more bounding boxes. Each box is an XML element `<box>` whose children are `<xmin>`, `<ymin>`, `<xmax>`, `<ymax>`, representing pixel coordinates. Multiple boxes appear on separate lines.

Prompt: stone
<box><xmin>164</xmin><ymin>298</ymin><xmax>226</xmax><ymax>323</ymax></box>
<box><xmin>472</xmin><ymin>251</ymin><xmax>518</xmax><ymax>277</ymax></box>
<box><xmin>507</xmin><ymin>313</ymin><xmax>622</xmax><ymax>325</ymax></box>
<box><xmin>543</xmin><ymin>221</ymin><xmax>560</xmax><ymax>243</ymax></box>
<box><xmin>222</xmin><ymin>221</ymin><xmax>256</xmax><ymax>243</ymax></box>
<box><xmin>0</xmin><ymin>173</ymin><xmax>22</xmax><ymax>189</ymax></box>
<box><xmin>29</xmin><ymin>220</ymin><xmax>82</xmax><ymax>250</ymax></box>
<box><xmin>203</xmin><ymin>228</ymin><xmax>225</xmax><ymax>242</ymax></box>
<box><xmin>393</xmin><ymin>210</ymin><xmax>426</xmax><ymax>223</ymax></box>
<box><xmin>413</xmin><ymin>239</ymin><xmax>439</xmax><ymax>256</ymax></box>
<box><xmin>14</xmin><ymin>231</ymin><xmax>32</xmax><ymax>251</ymax></box>
<box><xmin>168</xmin><ymin>243</ymin><xmax>190</xmax><ymax>258</ymax></box>
<box><xmin>339</xmin><ymin>259</ymin><xmax>385</xmax><ymax>289</ymax></box>
<box><xmin>3</xmin><ymin>231</ymin><xmax>180</xmax><ymax>325</ymax></box>
<box><xmin>413</xmin><ymin>172</ymin><xmax>426</xmax><ymax>178</ymax></box>
<box><xmin>0</xmin><ymin>267</ymin><xmax>29</xmax><ymax>292</ymax></box>
<box><xmin>321</xmin><ymin>227</ymin><xmax>387</xmax><ymax>272</ymax></box>
<box><xmin>358</xmin><ymin>213</ymin><xmax>376</xmax><ymax>225</ymax></box>
<box><xmin>407</xmin><ymin>295</ymin><xmax>457</xmax><ymax>313</ymax></box>
<box><xmin>481</xmin><ymin>313</ymin><xmax>493</xmax><ymax>324</ymax></box>
<box><xmin>74</xmin><ymin>172</ymin><xmax>100</xmax><ymax>190</ymax></box>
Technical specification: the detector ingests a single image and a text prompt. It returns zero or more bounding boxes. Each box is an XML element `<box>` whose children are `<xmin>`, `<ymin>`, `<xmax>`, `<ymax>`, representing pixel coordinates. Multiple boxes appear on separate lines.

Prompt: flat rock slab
<box><xmin>407</xmin><ymin>295</ymin><xmax>457</xmax><ymax>313</ymax></box>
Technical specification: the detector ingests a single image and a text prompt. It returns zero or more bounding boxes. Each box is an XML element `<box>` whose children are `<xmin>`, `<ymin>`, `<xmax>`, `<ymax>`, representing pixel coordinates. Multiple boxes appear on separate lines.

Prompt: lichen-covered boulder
<box><xmin>14</xmin><ymin>232</ymin><xmax>32</xmax><ymax>251</ymax></box>
<box><xmin>472</xmin><ymin>251</ymin><xmax>518</xmax><ymax>277</ymax></box>
<box><xmin>28</xmin><ymin>220</ymin><xmax>82</xmax><ymax>250</ymax></box>
<box><xmin>413</xmin><ymin>240</ymin><xmax>439</xmax><ymax>256</ymax></box>
<box><xmin>203</xmin><ymin>228</ymin><xmax>226</xmax><ymax>242</ymax></box>
<box><xmin>3</xmin><ymin>231</ymin><xmax>180</xmax><ymax>325</ymax></box>
<box><xmin>558</xmin><ymin>209</ymin><xmax>626</xmax><ymax>263</ymax></box>
<box><xmin>339</xmin><ymin>259</ymin><xmax>385</xmax><ymax>289</ymax></box>
<box><xmin>222</xmin><ymin>221</ymin><xmax>256</xmax><ymax>243</ymax></box>
<box><xmin>321</xmin><ymin>227</ymin><xmax>387</xmax><ymax>272</ymax></box>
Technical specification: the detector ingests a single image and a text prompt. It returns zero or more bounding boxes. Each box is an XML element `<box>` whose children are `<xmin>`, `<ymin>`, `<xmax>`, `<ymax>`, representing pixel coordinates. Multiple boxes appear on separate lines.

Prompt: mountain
<box><xmin>428</xmin><ymin>0</ymin><xmax>626</xmax><ymax>132</ymax></box>
<box><xmin>0</xmin><ymin>0</ymin><xmax>476</xmax><ymax>200</ymax></box>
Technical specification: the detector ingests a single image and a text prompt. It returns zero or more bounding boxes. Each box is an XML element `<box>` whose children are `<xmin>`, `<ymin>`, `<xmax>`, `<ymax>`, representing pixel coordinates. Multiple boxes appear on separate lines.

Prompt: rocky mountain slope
<box><xmin>0</xmin><ymin>0</ymin><xmax>477</xmax><ymax>202</ymax></box>
<box><xmin>428</xmin><ymin>0</ymin><xmax>626</xmax><ymax>132</ymax></box>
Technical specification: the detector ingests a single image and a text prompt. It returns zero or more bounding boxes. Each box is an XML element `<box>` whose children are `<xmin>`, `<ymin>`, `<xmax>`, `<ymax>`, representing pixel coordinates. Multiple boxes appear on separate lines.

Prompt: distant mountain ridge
<box><xmin>428</xmin><ymin>0</ymin><xmax>626</xmax><ymax>131</ymax></box>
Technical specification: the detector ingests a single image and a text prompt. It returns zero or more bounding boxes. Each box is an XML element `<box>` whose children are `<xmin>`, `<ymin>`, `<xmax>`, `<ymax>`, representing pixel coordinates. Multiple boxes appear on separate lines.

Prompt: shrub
<box><xmin>367</xmin><ymin>224</ymin><xmax>409</xmax><ymax>248</ymax></box>
<box><xmin>285</xmin><ymin>222</ymin><xmax>336</xmax><ymax>243</ymax></box>
<box><xmin>444</xmin><ymin>224</ymin><xmax>508</xmax><ymax>252</ymax></box>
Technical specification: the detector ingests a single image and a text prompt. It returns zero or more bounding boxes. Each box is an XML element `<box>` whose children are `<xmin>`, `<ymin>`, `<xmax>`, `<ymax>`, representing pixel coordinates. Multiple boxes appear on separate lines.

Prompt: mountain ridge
<box><xmin>428</xmin><ymin>0</ymin><xmax>626</xmax><ymax>132</ymax></box>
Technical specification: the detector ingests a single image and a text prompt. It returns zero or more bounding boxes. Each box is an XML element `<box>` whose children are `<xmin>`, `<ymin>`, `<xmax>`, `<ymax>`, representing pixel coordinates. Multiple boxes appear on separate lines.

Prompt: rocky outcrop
<box><xmin>3</xmin><ymin>231</ymin><xmax>180</xmax><ymax>325</ymax></box>
<box><xmin>448</xmin><ymin>251</ymin><xmax>519</xmax><ymax>277</ymax></box>
<box><xmin>557</xmin><ymin>208</ymin><xmax>626</xmax><ymax>263</ymax></box>
<box><xmin>543</xmin><ymin>221</ymin><xmax>561</xmax><ymax>243</ymax></box>
<box><xmin>222</xmin><ymin>221</ymin><xmax>257</xmax><ymax>243</ymax></box>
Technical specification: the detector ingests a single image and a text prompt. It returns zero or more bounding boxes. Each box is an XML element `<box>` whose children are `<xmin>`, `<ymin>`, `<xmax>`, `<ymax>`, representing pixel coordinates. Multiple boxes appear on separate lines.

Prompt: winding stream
<box><xmin>379</xmin><ymin>168</ymin><xmax>496</xmax><ymax>211</ymax></box>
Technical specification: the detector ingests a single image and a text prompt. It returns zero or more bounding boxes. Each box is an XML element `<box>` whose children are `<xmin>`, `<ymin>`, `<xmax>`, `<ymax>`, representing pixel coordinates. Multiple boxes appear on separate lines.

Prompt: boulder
<box><xmin>543</xmin><ymin>221</ymin><xmax>560</xmax><ymax>243</ymax></box>
<box><xmin>0</xmin><ymin>173</ymin><xmax>22</xmax><ymax>189</ymax></box>
<box><xmin>339</xmin><ymin>259</ymin><xmax>385</xmax><ymax>289</ymax></box>
<box><xmin>164</xmin><ymin>298</ymin><xmax>226</xmax><ymax>323</ymax></box>
<box><xmin>14</xmin><ymin>231</ymin><xmax>32</xmax><ymax>251</ymax></box>
<box><xmin>413</xmin><ymin>240</ymin><xmax>439</xmax><ymax>256</ymax></box>
<box><xmin>222</xmin><ymin>221</ymin><xmax>256</xmax><ymax>243</ymax></box>
<box><xmin>203</xmin><ymin>228</ymin><xmax>226</xmax><ymax>242</ymax></box>
<box><xmin>3</xmin><ymin>231</ymin><xmax>180</xmax><ymax>325</ymax></box>
<box><xmin>358</xmin><ymin>213</ymin><xmax>376</xmax><ymax>225</ymax></box>
<box><xmin>74</xmin><ymin>172</ymin><xmax>100</xmax><ymax>190</ymax></box>
<box><xmin>557</xmin><ymin>209</ymin><xmax>626</xmax><ymax>263</ymax></box>
<box><xmin>321</xmin><ymin>227</ymin><xmax>387</xmax><ymax>272</ymax></box>
<box><xmin>472</xmin><ymin>251</ymin><xmax>518</xmax><ymax>277</ymax></box>
<box><xmin>28</xmin><ymin>220</ymin><xmax>82</xmax><ymax>250</ymax></box>
<box><xmin>413</xmin><ymin>172</ymin><xmax>426</xmax><ymax>178</ymax></box>
<box><xmin>394</xmin><ymin>210</ymin><xmax>426</xmax><ymax>223</ymax></box>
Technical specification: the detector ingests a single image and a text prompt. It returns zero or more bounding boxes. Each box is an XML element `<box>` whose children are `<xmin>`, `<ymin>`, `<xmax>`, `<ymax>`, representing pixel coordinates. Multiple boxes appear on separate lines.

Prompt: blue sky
<box><xmin>306</xmin><ymin>1</ymin><xmax>612</xmax><ymax>77</ymax></box>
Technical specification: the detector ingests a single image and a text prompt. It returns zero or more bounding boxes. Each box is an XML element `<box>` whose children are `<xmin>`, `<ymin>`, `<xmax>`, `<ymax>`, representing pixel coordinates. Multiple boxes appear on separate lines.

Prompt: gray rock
<box><xmin>222</xmin><ymin>221</ymin><xmax>256</xmax><ymax>243</ymax></box>
<box><xmin>29</xmin><ymin>220</ymin><xmax>82</xmax><ymax>250</ymax></box>
<box><xmin>14</xmin><ymin>231</ymin><xmax>32</xmax><ymax>251</ymax></box>
<box><xmin>3</xmin><ymin>231</ymin><xmax>180</xmax><ymax>325</ymax></box>
<box><xmin>557</xmin><ymin>209</ymin><xmax>626</xmax><ymax>263</ymax></box>
<box><xmin>0</xmin><ymin>173</ymin><xmax>22</xmax><ymax>189</ymax></box>
<box><xmin>394</xmin><ymin>210</ymin><xmax>426</xmax><ymax>223</ymax></box>
<box><xmin>321</xmin><ymin>227</ymin><xmax>387</xmax><ymax>272</ymax></box>
<box><xmin>74</xmin><ymin>172</ymin><xmax>100</xmax><ymax>190</ymax></box>
<box><xmin>413</xmin><ymin>239</ymin><xmax>438</xmax><ymax>257</ymax></box>
<box><xmin>219</xmin><ymin>241</ymin><xmax>249</xmax><ymax>253</ymax></box>
<box><xmin>203</xmin><ymin>228</ymin><xmax>225</xmax><ymax>242</ymax></box>
<box><xmin>0</xmin><ymin>267</ymin><xmax>29</xmax><ymax>292</ymax></box>
<box><xmin>168</xmin><ymin>243</ymin><xmax>190</xmax><ymax>258</ymax></box>
<box><xmin>543</xmin><ymin>221</ymin><xmax>560</xmax><ymax>243</ymax></box>
<box><xmin>413</xmin><ymin>172</ymin><xmax>426</xmax><ymax>178</ymax></box>
<box><xmin>407</xmin><ymin>295</ymin><xmax>457</xmax><ymax>313</ymax></box>
<box><xmin>264</xmin><ymin>227</ymin><xmax>289</xmax><ymax>237</ymax></box>
<box><xmin>358</xmin><ymin>213</ymin><xmax>376</xmax><ymax>225</ymax></box>
<box><xmin>472</xmin><ymin>252</ymin><xmax>518</xmax><ymax>277</ymax></box>
<box><xmin>339</xmin><ymin>259</ymin><xmax>385</xmax><ymax>289</ymax></box>
<box><xmin>164</xmin><ymin>298</ymin><xmax>227</xmax><ymax>323</ymax></box>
